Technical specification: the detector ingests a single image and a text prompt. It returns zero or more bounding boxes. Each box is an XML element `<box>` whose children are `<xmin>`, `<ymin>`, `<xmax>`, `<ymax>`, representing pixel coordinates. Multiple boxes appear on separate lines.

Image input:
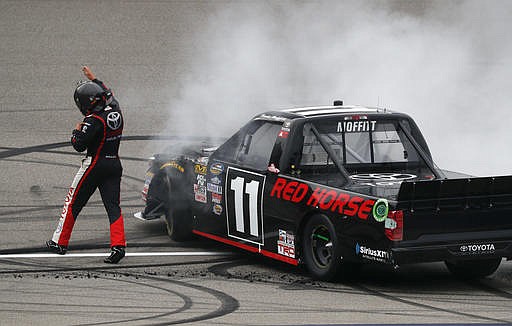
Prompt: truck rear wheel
<box><xmin>445</xmin><ymin>258</ymin><xmax>501</xmax><ymax>279</ymax></box>
<box><xmin>302</xmin><ymin>214</ymin><xmax>343</xmax><ymax>281</ymax></box>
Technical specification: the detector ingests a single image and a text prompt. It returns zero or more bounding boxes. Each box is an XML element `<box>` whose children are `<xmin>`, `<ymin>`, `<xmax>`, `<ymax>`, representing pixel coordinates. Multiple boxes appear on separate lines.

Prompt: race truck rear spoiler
<box><xmin>395</xmin><ymin>176</ymin><xmax>512</xmax><ymax>245</ymax></box>
<box><xmin>397</xmin><ymin>176</ymin><xmax>512</xmax><ymax>211</ymax></box>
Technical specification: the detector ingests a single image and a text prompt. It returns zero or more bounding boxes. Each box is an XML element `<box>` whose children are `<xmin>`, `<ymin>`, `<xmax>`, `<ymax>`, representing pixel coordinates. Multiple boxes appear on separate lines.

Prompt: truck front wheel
<box><xmin>164</xmin><ymin>205</ymin><xmax>192</xmax><ymax>242</ymax></box>
<box><xmin>163</xmin><ymin>176</ymin><xmax>193</xmax><ymax>242</ymax></box>
<box><xmin>445</xmin><ymin>258</ymin><xmax>501</xmax><ymax>279</ymax></box>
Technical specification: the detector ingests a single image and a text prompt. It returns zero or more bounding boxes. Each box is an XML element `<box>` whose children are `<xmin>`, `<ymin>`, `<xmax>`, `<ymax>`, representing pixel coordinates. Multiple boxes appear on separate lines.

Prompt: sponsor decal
<box><xmin>80</xmin><ymin>122</ymin><xmax>91</xmax><ymax>133</ymax></box>
<box><xmin>277</xmin><ymin>229</ymin><xmax>295</xmax><ymax>258</ymax></box>
<box><xmin>142</xmin><ymin>172</ymin><xmax>154</xmax><ymax>200</ymax></box>
<box><xmin>213</xmin><ymin>204</ymin><xmax>223</xmax><ymax>215</ymax></box>
<box><xmin>106</xmin><ymin>111</ymin><xmax>122</xmax><ymax>130</ymax></box>
<box><xmin>196</xmin><ymin>174</ymin><xmax>206</xmax><ymax>186</ymax></box>
<box><xmin>210</xmin><ymin>176</ymin><xmax>221</xmax><ymax>185</ymax></box>
<box><xmin>212</xmin><ymin>192</ymin><xmax>222</xmax><ymax>204</ymax></box>
<box><xmin>270</xmin><ymin>177</ymin><xmax>376</xmax><ymax>221</ymax></box>
<box><xmin>337</xmin><ymin>120</ymin><xmax>376</xmax><ymax>133</ymax></box>
<box><xmin>278</xmin><ymin>229</ymin><xmax>286</xmax><ymax>242</ymax></box>
<box><xmin>161</xmin><ymin>161</ymin><xmax>184</xmax><ymax>173</ymax></box>
<box><xmin>459</xmin><ymin>243</ymin><xmax>496</xmax><ymax>255</ymax></box>
<box><xmin>385</xmin><ymin>217</ymin><xmax>397</xmax><ymax>230</ymax></box>
<box><xmin>61</xmin><ymin>187</ymin><xmax>75</xmax><ymax>218</ymax></box>
<box><xmin>196</xmin><ymin>157</ymin><xmax>209</xmax><ymax>165</ymax></box>
<box><xmin>194</xmin><ymin>184</ymin><xmax>207</xmax><ymax>203</ymax></box>
<box><xmin>207</xmin><ymin>183</ymin><xmax>223</xmax><ymax>194</ymax></box>
<box><xmin>372</xmin><ymin>199</ymin><xmax>389</xmax><ymax>222</ymax></box>
<box><xmin>356</xmin><ymin>243</ymin><xmax>390</xmax><ymax>263</ymax></box>
<box><xmin>195</xmin><ymin>164</ymin><xmax>207</xmax><ymax>175</ymax></box>
<box><xmin>210</xmin><ymin>163</ymin><xmax>224</xmax><ymax>175</ymax></box>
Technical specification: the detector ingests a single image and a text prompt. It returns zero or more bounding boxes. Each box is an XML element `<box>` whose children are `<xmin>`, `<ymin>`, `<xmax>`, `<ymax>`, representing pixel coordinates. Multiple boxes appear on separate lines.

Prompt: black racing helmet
<box><xmin>73</xmin><ymin>81</ymin><xmax>108</xmax><ymax>115</ymax></box>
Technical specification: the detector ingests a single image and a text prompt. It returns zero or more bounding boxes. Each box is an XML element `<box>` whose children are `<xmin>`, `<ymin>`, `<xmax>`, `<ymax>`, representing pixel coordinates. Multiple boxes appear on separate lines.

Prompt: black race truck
<box><xmin>135</xmin><ymin>102</ymin><xmax>512</xmax><ymax>281</ymax></box>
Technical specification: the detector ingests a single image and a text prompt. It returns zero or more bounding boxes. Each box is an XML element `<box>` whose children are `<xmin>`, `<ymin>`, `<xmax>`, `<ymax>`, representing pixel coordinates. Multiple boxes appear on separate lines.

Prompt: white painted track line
<box><xmin>0</xmin><ymin>251</ymin><xmax>233</xmax><ymax>258</ymax></box>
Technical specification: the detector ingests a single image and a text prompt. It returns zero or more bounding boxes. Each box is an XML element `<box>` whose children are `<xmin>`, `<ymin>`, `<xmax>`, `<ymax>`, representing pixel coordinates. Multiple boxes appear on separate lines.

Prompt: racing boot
<box><xmin>104</xmin><ymin>246</ymin><xmax>125</xmax><ymax>264</ymax></box>
<box><xmin>46</xmin><ymin>240</ymin><xmax>67</xmax><ymax>255</ymax></box>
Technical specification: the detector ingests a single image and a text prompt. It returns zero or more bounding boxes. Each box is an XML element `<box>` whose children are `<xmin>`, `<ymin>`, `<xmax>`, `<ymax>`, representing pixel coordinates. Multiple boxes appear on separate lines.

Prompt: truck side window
<box><xmin>238</xmin><ymin>122</ymin><xmax>282</xmax><ymax>170</ymax></box>
<box><xmin>214</xmin><ymin>120</ymin><xmax>282</xmax><ymax>171</ymax></box>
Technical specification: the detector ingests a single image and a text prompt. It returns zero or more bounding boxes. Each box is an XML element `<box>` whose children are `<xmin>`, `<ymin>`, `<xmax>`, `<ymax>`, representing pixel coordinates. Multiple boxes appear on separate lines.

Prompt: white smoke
<box><xmin>162</xmin><ymin>0</ymin><xmax>512</xmax><ymax>176</ymax></box>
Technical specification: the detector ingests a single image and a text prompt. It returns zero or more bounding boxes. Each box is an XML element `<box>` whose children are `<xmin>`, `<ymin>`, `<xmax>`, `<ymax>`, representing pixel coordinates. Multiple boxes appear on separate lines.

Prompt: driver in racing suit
<box><xmin>46</xmin><ymin>66</ymin><xmax>126</xmax><ymax>264</ymax></box>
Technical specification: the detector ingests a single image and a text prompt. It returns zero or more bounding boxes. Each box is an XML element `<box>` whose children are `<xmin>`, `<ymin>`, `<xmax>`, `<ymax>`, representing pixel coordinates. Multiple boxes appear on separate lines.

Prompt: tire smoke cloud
<box><xmin>162</xmin><ymin>0</ymin><xmax>512</xmax><ymax>176</ymax></box>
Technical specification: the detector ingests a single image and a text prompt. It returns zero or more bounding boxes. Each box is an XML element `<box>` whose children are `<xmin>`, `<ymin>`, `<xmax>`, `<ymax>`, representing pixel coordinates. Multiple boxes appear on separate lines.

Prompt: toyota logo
<box><xmin>350</xmin><ymin>173</ymin><xmax>417</xmax><ymax>181</ymax></box>
<box><xmin>107</xmin><ymin>112</ymin><xmax>122</xmax><ymax>130</ymax></box>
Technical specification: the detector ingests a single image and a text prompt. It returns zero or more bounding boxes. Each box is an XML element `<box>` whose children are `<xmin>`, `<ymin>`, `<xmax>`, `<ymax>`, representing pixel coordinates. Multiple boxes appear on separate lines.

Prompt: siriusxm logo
<box><xmin>356</xmin><ymin>243</ymin><xmax>390</xmax><ymax>260</ymax></box>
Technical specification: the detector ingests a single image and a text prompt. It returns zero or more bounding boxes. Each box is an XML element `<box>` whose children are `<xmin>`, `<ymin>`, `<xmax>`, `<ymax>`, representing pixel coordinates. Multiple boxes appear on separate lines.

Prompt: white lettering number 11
<box><xmin>230</xmin><ymin>177</ymin><xmax>260</xmax><ymax>236</ymax></box>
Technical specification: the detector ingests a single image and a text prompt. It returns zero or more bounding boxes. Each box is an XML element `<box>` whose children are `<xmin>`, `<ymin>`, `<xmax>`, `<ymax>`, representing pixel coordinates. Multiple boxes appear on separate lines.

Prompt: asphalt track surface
<box><xmin>1</xmin><ymin>1</ymin><xmax>512</xmax><ymax>325</ymax></box>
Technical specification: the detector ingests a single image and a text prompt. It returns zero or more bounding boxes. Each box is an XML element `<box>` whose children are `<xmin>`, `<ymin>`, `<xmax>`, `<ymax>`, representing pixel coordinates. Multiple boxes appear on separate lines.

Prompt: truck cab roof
<box><xmin>255</xmin><ymin>104</ymin><xmax>408</xmax><ymax>123</ymax></box>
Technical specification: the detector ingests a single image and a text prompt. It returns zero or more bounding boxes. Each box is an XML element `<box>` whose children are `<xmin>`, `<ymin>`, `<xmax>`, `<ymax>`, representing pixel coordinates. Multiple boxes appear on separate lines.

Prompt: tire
<box><xmin>445</xmin><ymin>258</ymin><xmax>501</xmax><ymax>279</ymax></box>
<box><xmin>162</xmin><ymin>174</ymin><xmax>193</xmax><ymax>242</ymax></box>
<box><xmin>302</xmin><ymin>214</ymin><xmax>343</xmax><ymax>281</ymax></box>
<box><xmin>164</xmin><ymin>205</ymin><xmax>193</xmax><ymax>242</ymax></box>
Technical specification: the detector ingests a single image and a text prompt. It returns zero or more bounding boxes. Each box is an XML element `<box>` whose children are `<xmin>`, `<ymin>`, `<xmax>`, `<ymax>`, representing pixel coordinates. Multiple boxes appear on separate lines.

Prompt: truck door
<box><xmin>201</xmin><ymin>120</ymin><xmax>283</xmax><ymax>247</ymax></box>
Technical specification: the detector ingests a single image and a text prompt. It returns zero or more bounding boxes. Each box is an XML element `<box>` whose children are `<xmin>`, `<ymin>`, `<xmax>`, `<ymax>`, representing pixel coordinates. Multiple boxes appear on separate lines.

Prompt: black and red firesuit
<box><xmin>48</xmin><ymin>71</ymin><xmax>126</xmax><ymax>263</ymax></box>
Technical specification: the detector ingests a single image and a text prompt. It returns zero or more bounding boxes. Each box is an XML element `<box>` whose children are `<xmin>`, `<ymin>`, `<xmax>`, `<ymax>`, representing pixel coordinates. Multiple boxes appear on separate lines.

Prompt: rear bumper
<box><xmin>392</xmin><ymin>240</ymin><xmax>512</xmax><ymax>264</ymax></box>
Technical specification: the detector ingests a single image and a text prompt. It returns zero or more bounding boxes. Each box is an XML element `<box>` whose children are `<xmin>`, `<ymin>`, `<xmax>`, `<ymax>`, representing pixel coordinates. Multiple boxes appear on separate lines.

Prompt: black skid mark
<box><xmin>0</xmin><ymin>141</ymin><xmax>70</xmax><ymax>159</ymax></box>
<box><xmin>0</xmin><ymin>238</ymin><xmax>220</xmax><ymax>255</ymax></box>
<box><xmin>0</xmin><ymin>257</ymin><xmax>234</xmax><ymax>275</ymax></box>
<box><xmin>0</xmin><ymin>135</ymin><xmax>224</xmax><ymax>159</ymax></box>
<box><xmin>40</xmin><ymin>148</ymin><xmax>148</xmax><ymax>162</ymax></box>
<box><xmin>0</xmin><ymin>258</ymin><xmax>49</xmax><ymax>270</ymax></box>
<box><xmin>464</xmin><ymin>278</ymin><xmax>512</xmax><ymax>300</ymax></box>
<box><xmin>349</xmin><ymin>282</ymin><xmax>511</xmax><ymax>324</ymax></box>
<box><xmin>207</xmin><ymin>260</ymin><xmax>250</xmax><ymax>278</ymax></box>
<box><xmin>0</xmin><ymin>156</ymin><xmax>145</xmax><ymax>183</ymax></box>
<box><xmin>0</xmin><ymin>193</ymin><xmax>144</xmax><ymax>216</ymax></box>
<box><xmin>0</xmin><ymin>108</ymin><xmax>70</xmax><ymax>113</ymax></box>
<box><xmin>208</xmin><ymin>255</ymin><xmax>310</xmax><ymax>285</ymax></box>
<box><xmin>0</xmin><ymin>259</ymin><xmax>239</xmax><ymax>325</ymax></box>
<box><xmin>3</xmin><ymin>156</ymin><xmax>80</xmax><ymax>169</ymax></box>
<box><xmin>128</xmin><ymin>273</ymin><xmax>240</xmax><ymax>326</ymax></box>
<box><xmin>209</xmin><ymin>259</ymin><xmax>512</xmax><ymax>323</ymax></box>
<box><xmin>72</xmin><ymin>275</ymin><xmax>194</xmax><ymax>326</ymax></box>
<box><xmin>0</xmin><ymin>200</ymin><xmax>141</xmax><ymax>220</ymax></box>
<box><xmin>0</xmin><ymin>270</ymin><xmax>193</xmax><ymax>326</ymax></box>
<box><xmin>0</xmin><ymin>205</ymin><xmax>62</xmax><ymax>218</ymax></box>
